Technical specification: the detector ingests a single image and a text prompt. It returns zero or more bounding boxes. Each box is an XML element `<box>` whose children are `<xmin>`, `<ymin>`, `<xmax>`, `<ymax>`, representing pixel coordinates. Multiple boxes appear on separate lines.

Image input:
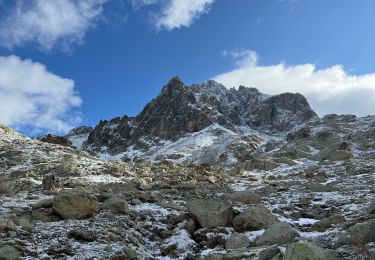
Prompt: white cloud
<box><xmin>0</xmin><ymin>0</ymin><xmax>108</xmax><ymax>51</ymax></box>
<box><xmin>155</xmin><ymin>0</ymin><xmax>215</xmax><ymax>31</ymax></box>
<box><xmin>0</xmin><ymin>55</ymin><xmax>82</xmax><ymax>133</ymax></box>
<box><xmin>213</xmin><ymin>49</ymin><xmax>375</xmax><ymax>116</ymax></box>
<box><xmin>129</xmin><ymin>0</ymin><xmax>159</xmax><ymax>9</ymax></box>
<box><xmin>131</xmin><ymin>0</ymin><xmax>215</xmax><ymax>31</ymax></box>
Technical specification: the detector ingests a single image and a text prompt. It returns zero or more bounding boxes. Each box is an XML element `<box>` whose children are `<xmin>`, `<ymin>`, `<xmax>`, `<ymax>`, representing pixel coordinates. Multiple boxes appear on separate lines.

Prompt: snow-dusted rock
<box><xmin>101</xmin><ymin>196</ymin><xmax>129</xmax><ymax>214</ymax></box>
<box><xmin>255</xmin><ymin>221</ymin><xmax>298</xmax><ymax>246</ymax></box>
<box><xmin>225</xmin><ymin>232</ymin><xmax>251</xmax><ymax>250</ymax></box>
<box><xmin>284</xmin><ymin>241</ymin><xmax>340</xmax><ymax>260</ymax></box>
<box><xmin>52</xmin><ymin>190</ymin><xmax>100</xmax><ymax>219</ymax></box>
<box><xmin>232</xmin><ymin>205</ymin><xmax>279</xmax><ymax>232</ymax></box>
<box><xmin>187</xmin><ymin>197</ymin><xmax>233</xmax><ymax>228</ymax></box>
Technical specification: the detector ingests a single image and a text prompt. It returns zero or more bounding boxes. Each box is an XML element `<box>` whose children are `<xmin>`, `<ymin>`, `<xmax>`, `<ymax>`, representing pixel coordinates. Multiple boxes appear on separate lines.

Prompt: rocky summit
<box><xmin>1</xmin><ymin>79</ymin><xmax>375</xmax><ymax>259</ymax></box>
<box><xmin>73</xmin><ymin>77</ymin><xmax>317</xmax><ymax>165</ymax></box>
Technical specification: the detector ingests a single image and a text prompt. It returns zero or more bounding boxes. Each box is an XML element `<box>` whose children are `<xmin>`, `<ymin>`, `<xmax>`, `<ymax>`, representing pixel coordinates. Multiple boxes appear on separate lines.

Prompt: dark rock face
<box><xmin>66</xmin><ymin>126</ymin><xmax>93</xmax><ymax>137</ymax></box>
<box><xmin>83</xmin><ymin>77</ymin><xmax>317</xmax><ymax>154</ymax></box>
<box><xmin>38</xmin><ymin>134</ymin><xmax>72</xmax><ymax>147</ymax></box>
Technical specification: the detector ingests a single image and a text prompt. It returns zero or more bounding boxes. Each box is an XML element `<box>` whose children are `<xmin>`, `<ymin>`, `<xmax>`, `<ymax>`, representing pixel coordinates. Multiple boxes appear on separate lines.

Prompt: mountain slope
<box><xmin>72</xmin><ymin>77</ymin><xmax>317</xmax><ymax>163</ymax></box>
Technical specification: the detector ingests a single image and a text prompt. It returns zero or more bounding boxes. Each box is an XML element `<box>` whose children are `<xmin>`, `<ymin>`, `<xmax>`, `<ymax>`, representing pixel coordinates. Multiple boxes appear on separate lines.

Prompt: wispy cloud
<box><xmin>130</xmin><ymin>0</ymin><xmax>215</xmax><ymax>31</ymax></box>
<box><xmin>0</xmin><ymin>0</ymin><xmax>108</xmax><ymax>51</ymax></box>
<box><xmin>0</xmin><ymin>55</ymin><xmax>81</xmax><ymax>133</ymax></box>
<box><xmin>155</xmin><ymin>0</ymin><xmax>215</xmax><ymax>31</ymax></box>
<box><xmin>213</xmin><ymin>49</ymin><xmax>375</xmax><ymax>116</ymax></box>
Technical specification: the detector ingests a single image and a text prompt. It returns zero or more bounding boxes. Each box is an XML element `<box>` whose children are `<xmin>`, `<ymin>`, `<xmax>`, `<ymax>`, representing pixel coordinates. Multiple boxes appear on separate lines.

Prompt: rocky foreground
<box><xmin>1</xmin><ymin>110</ymin><xmax>375</xmax><ymax>260</ymax></box>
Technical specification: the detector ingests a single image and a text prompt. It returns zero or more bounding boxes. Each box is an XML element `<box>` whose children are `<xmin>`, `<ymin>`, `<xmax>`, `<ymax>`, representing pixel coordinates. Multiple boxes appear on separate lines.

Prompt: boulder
<box><xmin>232</xmin><ymin>205</ymin><xmax>279</xmax><ymax>232</ymax></box>
<box><xmin>187</xmin><ymin>197</ymin><xmax>233</xmax><ymax>228</ymax></box>
<box><xmin>52</xmin><ymin>190</ymin><xmax>100</xmax><ymax>219</ymax></box>
<box><xmin>225</xmin><ymin>233</ymin><xmax>251</xmax><ymax>250</ymax></box>
<box><xmin>227</xmin><ymin>191</ymin><xmax>262</xmax><ymax>204</ymax></box>
<box><xmin>256</xmin><ymin>222</ymin><xmax>298</xmax><ymax>246</ymax></box>
<box><xmin>241</xmin><ymin>159</ymin><xmax>279</xmax><ymax>171</ymax></box>
<box><xmin>284</xmin><ymin>241</ymin><xmax>340</xmax><ymax>260</ymax></box>
<box><xmin>311</xmin><ymin>215</ymin><xmax>345</xmax><ymax>232</ymax></box>
<box><xmin>347</xmin><ymin>219</ymin><xmax>375</xmax><ymax>243</ymax></box>
<box><xmin>101</xmin><ymin>196</ymin><xmax>129</xmax><ymax>214</ymax></box>
<box><xmin>32</xmin><ymin>198</ymin><xmax>53</xmax><ymax>210</ymax></box>
<box><xmin>42</xmin><ymin>175</ymin><xmax>60</xmax><ymax>191</ymax></box>
<box><xmin>258</xmin><ymin>246</ymin><xmax>281</xmax><ymax>260</ymax></box>
<box><xmin>330</xmin><ymin>150</ymin><xmax>353</xmax><ymax>161</ymax></box>
<box><xmin>0</xmin><ymin>244</ymin><xmax>22</xmax><ymax>260</ymax></box>
<box><xmin>32</xmin><ymin>208</ymin><xmax>62</xmax><ymax>222</ymax></box>
<box><xmin>368</xmin><ymin>200</ymin><xmax>375</xmax><ymax>214</ymax></box>
<box><xmin>68</xmin><ymin>229</ymin><xmax>97</xmax><ymax>242</ymax></box>
<box><xmin>0</xmin><ymin>218</ymin><xmax>17</xmax><ymax>233</ymax></box>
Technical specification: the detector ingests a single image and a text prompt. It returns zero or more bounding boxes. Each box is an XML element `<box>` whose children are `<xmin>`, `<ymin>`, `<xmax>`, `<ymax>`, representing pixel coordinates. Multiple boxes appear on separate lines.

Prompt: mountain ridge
<box><xmin>72</xmin><ymin>77</ymin><xmax>317</xmax><ymax>162</ymax></box>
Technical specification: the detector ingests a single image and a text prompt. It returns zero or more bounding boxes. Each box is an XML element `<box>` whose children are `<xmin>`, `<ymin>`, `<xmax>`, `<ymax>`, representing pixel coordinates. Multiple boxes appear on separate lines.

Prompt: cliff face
<box><xmin>78</xmin><ymin>77</ymin><xmax>316</xmax><ymax>158</ymax></box>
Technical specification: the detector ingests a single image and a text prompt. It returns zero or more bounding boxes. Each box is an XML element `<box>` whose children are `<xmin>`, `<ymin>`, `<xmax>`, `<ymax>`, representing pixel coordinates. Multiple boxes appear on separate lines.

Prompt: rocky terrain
<box><xmin>1</xmin><ymin>78</ymin><xmax>375</xmax><ymax>259</ymax></box>
<box><xmin>75</xmin><ymin>77</ymin><xmax>316</xmax><ymax>165</ymax></box>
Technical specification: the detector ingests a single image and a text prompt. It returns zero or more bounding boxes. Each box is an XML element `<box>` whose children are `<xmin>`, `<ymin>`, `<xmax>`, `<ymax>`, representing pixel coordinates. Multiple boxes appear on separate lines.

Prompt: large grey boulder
<box><xmin>227</xmin><ymin>191</ymin><xmax>262</xmax><ymax>204</ymax></box>
<box><xmin>311</xmin><ymin>215</ymin><xmax>345</xmax><ymax>232</ymax></box>
<box><xmin>232</xmin><ymin>205</ymin><xmax>279</xmax><ymax>232</ymax></box>
<box><xmin>259</xmin><ymin>246</ymin><xmax>281</xmax><ymax>260</ymax></box>
<box><xmin>52</xmin><ymin>190</ymin><xmax>100</xmax><ymax>219</ymax></box>
<box><xmin>187</xmin><ymin>197</ymin><xmax>233</xmax><ymax>228</ymax></box>
<box><xmin>347</xmin><ymin>219</ymin><xmax>375</xmax><ymax>243</ymax></box>
<box><xmin>368</xmin><ymin>200</ymin><xmax>375</xmax><ymax>214</ymax></box>
<box><xmin>0</xmin><ymin>218</ymin><xmax>16</xmax><ymax>233</ymax></box>
<box><xmin>330</xmin><ymin>150</ymin><xmax>353</xmax><ymax>161</ymax></box>
<box><xmin>256</xmin><ymin>222</ymin><xmax>298</xmax><ymax>246</ymax></box>
<box><xmin>225</xmin><ymin>233</ymin><xmax>251</xmax><ymax>250</ymax></box>
<box><xmin>101</xmin><ymin>196</ymin><xmax>129</xmax><ymax>214</ymax></box>
<box><xmin>0</xmin><ymin>244</ymin><xmax>22</xmax><ymax>260</ymax></box>
<box><xmin>284</xmin><ymin>241</ymin><xmax>340</xmax><ymax>260</ymax></box>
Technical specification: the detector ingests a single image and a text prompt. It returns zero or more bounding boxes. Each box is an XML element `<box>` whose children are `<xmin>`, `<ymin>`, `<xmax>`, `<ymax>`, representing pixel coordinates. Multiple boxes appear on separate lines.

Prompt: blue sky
<box><xmin>1</xmin><ymin>0</ymin><xmax>375</xmax><ymax>134</ymax></box>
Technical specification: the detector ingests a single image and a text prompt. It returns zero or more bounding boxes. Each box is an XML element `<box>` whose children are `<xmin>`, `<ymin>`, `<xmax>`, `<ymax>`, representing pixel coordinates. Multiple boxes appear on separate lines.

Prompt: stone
<box><xmin>32</xmin><ymin>198</ymin><xmax>53</xmax><ymax>210</ymax></box>
<box><xmin>309</xmin><ymin>183</ymin><xmax>336</xmax><ymax>192</ymax></box>
<box><xmin>123</xmin><ymin>246</ymin><xmax>139</xmax><ymax>259</ymax></box>
<box><xmin>187</xmin><ymin>197</ymin><xmax>233</xmax><ymax>228</ymax></box>
<box><xmin>32</xmin><ymin>208</ymin><xmax>62</xmax><ymax>222</ymax></box>
<box><xmin>283</xmin><ymin>241</ymin><xmax>340</xmax><ymax>260</ymax></box>
<box><xmin>42</xmin><ymin>174</ymin><xmax>60</xmax><ymax>191</ymax></box>
<box><xmin>204</xmin><ymin>247</ymin><xmax>256</xmax><ymax>260</ymax></box>
<box><xmin>311</xmin><ymin>215</ymin><xmax>346</xmax><ymax>232</ymax></box>
<box><xmin>232</xmin><ymin>205</ymin><xmax>279</xmax><ymax>232</ymax></box>
<box><xmin>330</xmin><ymin>150</ymin><xmax>353</xmax><ymax>161</ymax></box>
<box><xmin>228</xmin><ymin>191</ymin><xmax>262</xmax><ymax>204</ymax></box>
<box><xmin>52</xmin><ymin>190</ymin><xmax>100</xmax><ymax>219</ymax></box>
<box><xmin>160</xmin><ymin>244</ymin><xmax>177</xmax><ymax>256</ymax></box>
<box><xmin>0</xmin><ymin>245</ymin><xmax>22</xmax><ymax>260</ymax></box>
<box><xmin>255</xmin><ymin>222</ymin><xmax>298</xmax><ymax>246</ymax></box>
<box><xmin>368</xmin><ymin>200</ymin><xmax>375</xmax><ymax>214</ymax></box>
<box><xmin>225</xmin><ymin>232</ymin><xmax>251</xmax><ymax>250</ymax></box>
<box><xmin>68</xmin><ymin>229</ymin><xmax>97</xmax><ymax>242</ymax></box>
<box><xmin>0</xmin><ymin>218</ymin><xmax>17</xmax><ymax>233</ymax></box>
<box><xmin>347</xmin><ymin>219</ymin><xmax>375</xmax><ymax>243</ymax></box>
<box><xmin>241</xmin><ymin>159</ymin><xmax>279</xmax><ymax>171</ymax></box>
<box><xmin>258</xmin><ymin>246</ymin><xmax>280</xmax><ymax>260</ymax></box>
<box><xmin>101</xmin><ymin>196</ymin><xmax>129</xmax><ymax>214</ymax></box>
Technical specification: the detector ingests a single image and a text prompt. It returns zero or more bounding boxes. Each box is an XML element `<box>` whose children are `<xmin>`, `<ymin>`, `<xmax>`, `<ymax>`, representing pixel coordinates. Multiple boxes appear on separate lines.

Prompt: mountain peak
<box><xmin>161</xmin><ymin>76</ymin><xmax>186</xmax><ymax>96</ymax></box>
<box><xmin>78</xmin><ymin>77</ymin><xmax>317</xmax><ymax>157</ymax></box>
